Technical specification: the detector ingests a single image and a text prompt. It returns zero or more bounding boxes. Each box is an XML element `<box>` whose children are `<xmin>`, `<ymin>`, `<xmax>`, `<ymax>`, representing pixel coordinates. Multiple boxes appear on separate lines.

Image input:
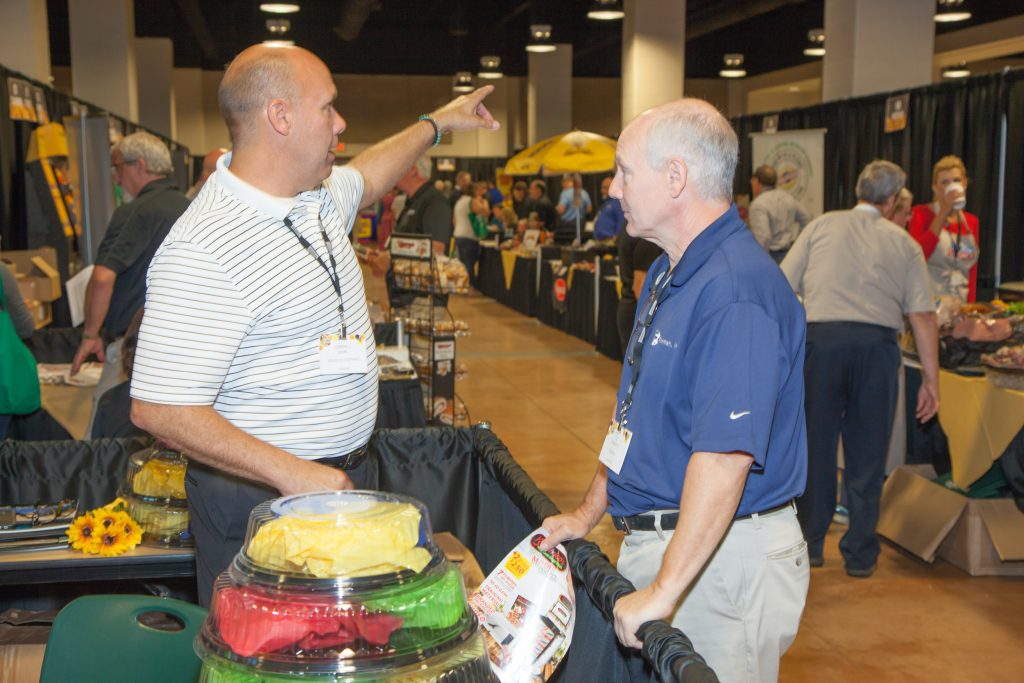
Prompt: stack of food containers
<box><xmin>194</xmin><ymin>490</ymin><xmax>493</xmax><ymax>682</ymax></box>
<box><xmin>121</xmin><ymin>446</ymin><xmax>193</xmax><ymax>547</ymax></box>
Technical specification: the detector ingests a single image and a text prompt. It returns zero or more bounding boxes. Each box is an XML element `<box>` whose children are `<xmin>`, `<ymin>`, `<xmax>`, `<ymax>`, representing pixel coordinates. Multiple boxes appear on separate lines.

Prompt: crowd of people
<box><xmin>1</xmin><ymin>36</ymin><xmax>994</xmax><ymax>683</ymax></box>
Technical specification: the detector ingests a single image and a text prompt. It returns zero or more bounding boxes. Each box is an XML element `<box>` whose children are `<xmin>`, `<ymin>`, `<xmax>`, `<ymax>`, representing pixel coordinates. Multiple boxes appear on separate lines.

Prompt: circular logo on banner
<box><xmin>763</xmin><ymin>141</ymin><xmax>813</xmax><ymax>203</ymax></box>
<box><xmin>554</xmin><ymin>278</ymin><xmax>567</xmax><ymax>302</ymax></box>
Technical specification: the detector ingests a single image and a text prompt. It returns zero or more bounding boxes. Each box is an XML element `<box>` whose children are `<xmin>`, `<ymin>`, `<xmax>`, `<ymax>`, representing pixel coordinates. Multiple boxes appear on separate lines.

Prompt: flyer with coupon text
<box><xmin>469</xmin><ymin>528</ymin><xmax>575</xmax><ymax>683</ymax></box>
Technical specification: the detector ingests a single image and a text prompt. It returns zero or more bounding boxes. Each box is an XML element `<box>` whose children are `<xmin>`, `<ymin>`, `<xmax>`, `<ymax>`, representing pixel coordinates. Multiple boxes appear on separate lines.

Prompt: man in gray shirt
<box><xmin>781</xmin><ymin>160</ymin><xmax>938</xmax><ymax>578</ymax></box>
<box><xmin>748</xmin><ymin>165</ymin><xmax>811</xmax><ymax>263</ymax></box>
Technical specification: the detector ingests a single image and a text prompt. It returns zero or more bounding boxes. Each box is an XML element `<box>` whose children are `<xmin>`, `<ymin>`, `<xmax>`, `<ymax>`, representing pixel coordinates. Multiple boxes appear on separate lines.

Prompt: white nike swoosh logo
<box><xmin>730</xmin><ymin>411</ymin><xmax>751</xmax><ymax>420</ymax></box>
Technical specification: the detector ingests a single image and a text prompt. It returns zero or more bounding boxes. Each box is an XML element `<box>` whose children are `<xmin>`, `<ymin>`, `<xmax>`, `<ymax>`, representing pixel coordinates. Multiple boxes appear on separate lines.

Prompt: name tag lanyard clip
<box><xmin>617</xmin><ymin>267</ymin><xmax>674</xmax><ymax>430</ymax></box>
<box><xmin>283</xmin><ymin>213</ymin><xmax>348</xmax><ymax>337</ymax></box>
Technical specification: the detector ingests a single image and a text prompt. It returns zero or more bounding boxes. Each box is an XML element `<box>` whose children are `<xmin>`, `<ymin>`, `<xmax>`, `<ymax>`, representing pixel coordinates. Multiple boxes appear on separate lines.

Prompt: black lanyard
<box><xmin>282</xmin><ymin>213</ymin><xmax>348</xmax><ymax>337</ymax></box>
<box><xmin>618</xmin><ymin>265</ymin><xmax>675</xmax><ymax>428</ymax></box>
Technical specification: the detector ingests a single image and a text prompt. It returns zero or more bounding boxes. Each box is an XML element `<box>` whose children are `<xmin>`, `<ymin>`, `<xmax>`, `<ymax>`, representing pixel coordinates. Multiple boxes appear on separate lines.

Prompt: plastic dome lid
<box><xmin>238</xmin><ymin>491</ymin><xmax>437</xmax><ymax>580</ymax></box>
<box><xmin>123</xmin><ymin>445</ymin><xmax>188</xmax><ymax>506</ymax></box>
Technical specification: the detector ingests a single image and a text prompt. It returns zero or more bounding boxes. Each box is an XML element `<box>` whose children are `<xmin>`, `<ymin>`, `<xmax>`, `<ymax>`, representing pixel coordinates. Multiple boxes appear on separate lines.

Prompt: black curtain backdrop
<box><xmin>731</xmin><ymin>68</ymin><xmax>1024</xmax><ymax>289</ymax></box>
<box><xmin>0</xmin><ymin>64</ymin><xmax>188</xmax><ymax>254</ymax></box>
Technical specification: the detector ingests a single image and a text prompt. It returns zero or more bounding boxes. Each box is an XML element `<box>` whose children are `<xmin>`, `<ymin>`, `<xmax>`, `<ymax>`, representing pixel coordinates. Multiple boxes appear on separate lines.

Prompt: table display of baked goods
<box><xmin>900</xmin><ymin>297</ymin><xmax>1024</xmax><ymax>373</ymax></box>
<box><xmin>119</xmin><ymin>446</ymin><xmax>192</xmax><ymax>547</ymax></box>
<box><xmin>195</xmin><ymin>491</ymin><xmax>492</xmax><ymax>682</ymax></box>
<box><xmin>397</xmin><ymin>316</ymin><xmax>469</xmax><ymax>337</ymax></box>
<box><xmin>981</xmin><ymin>344</ymin><xmax>1024</xmax><ymax>391</ymax></box>
<box><xmin>392</xmin><ymin>256</ymin><xmax>469</xmax><ymax>294</ymax></box>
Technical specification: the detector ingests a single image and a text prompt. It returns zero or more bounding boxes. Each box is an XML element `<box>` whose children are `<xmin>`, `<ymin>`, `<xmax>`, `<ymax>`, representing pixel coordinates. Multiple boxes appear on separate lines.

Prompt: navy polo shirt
<box><xmin>606</xmin><ymin>205</ymin><xmax>807</xmax><ymax>518</ymax></box>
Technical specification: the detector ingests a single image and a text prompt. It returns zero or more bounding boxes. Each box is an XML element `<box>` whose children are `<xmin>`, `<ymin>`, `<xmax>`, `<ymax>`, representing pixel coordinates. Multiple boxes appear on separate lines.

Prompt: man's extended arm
<box><xmin>747</xmin><ymin>201</ymin><xmax>771</xmax><ymax>248</ymax></box>
<box><xmin>131</xmin><ymin>400</ymin><xmax>353</xmax><ymax>495</ymax></box>
<box><xmin>612</xmin><ymin>450</ymin><xmax>752</xmax><ymax>648</ymax></box>
<box><xmin>70</xmin><ymin>265</ymin><xmax>117</xmax><ymax>375</ymax></box>
<box><xmin>908</xmin><ymin>311</ymin><xmax>940</xmax><ymax>422</ymax></box>
<box><xmin>351</xmin><ymin>87</ymin><xmax>498</xmax><ymax>209</ymax></box>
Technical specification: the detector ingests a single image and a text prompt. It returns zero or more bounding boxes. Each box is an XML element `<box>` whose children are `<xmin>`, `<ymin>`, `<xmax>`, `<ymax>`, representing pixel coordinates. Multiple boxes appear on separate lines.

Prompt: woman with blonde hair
<box><xmin>887</xmin><ymin>188</ymin><xmax>913</xmax><ymax>229</ymax></box>
<box><xmin>908</xmin><ymin>155</ymin><xmax>980</xmax><ymax>301</ymax></box>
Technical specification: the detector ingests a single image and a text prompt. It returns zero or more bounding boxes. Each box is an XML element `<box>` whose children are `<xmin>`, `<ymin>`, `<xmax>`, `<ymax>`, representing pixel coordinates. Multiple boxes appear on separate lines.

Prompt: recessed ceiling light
<box><xmin>934</xmin><ymin>0</ymin><xmax>970</xmax><ymax>23</ymax></box>
<box><xmin>260</xmin><ymin>3</ymin><xmax>300</xmax><ymax>13</ymax></box>
<box><xmin>266</xmin><ymin>18</ymin><xmax>290</xmax><ymax>34</ymax></box>
<box><xmin>803</xmin><ymin>47</ymin><xmax>826</xmax><ymax>57</ymax></box>
<box><xmin>587</xmin><ymin>1</ymin><xmax>625</xmax><ymax>20</ymax></box>
<box><xmin>720</xmin><ymin>53</ymin><xmax>746</xmax><ymax>78</ymax></box>
<box><xmin>478</xmin><ymin>55</ymin><xmax>503</xmax><ymax>79</ymax></box>
<box><xmin>942</xmin><ymin>64</ymin><xmax>971</xmax><ymax>78</ymax></box>
<box><xmin>527</xmin><ymin>24</ymin><xmax>556</xmax><ymax>53</ymax></box>
<box><xmin>453</xmin><ymin>71</ymin><xmax>474</xmax><ymax>93</ymax></box>
<box><xmin>788</xmin><ymin>86</ymin><xmax>801</xmax><ymax>92</ymax></box>
<box><xmin>262</xmin><ymin>40</ymin><xmax>295</xmax><ymax>47</ymax></box>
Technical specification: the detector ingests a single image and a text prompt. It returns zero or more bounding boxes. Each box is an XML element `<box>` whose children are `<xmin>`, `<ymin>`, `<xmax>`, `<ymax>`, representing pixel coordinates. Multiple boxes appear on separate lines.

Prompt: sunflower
<box><xmin>96</xmin><ymin>525</ymin><xmax>129</xmax><ymax>556</ymax></box>
<box><xmin>67</xmin><ymin>513</ymin><xmax>101</xmax><ymax>553</ymax></box>
<box><xmin>93</xmin><ymin>509</ymin><xmax>120</xmax><ymax>532</ymax></box>
<box><xmin>119</xmin><ymin>512</ymin><xmax>143</xmax><ymax>547</ymax></box>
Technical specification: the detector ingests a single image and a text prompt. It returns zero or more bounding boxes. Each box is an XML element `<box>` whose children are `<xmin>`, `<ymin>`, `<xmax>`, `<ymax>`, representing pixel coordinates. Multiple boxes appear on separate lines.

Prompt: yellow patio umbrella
<box><xmin>503</xmin><ymin>130</ymin><xmax>617</xmax><ymax>176</ymax></box>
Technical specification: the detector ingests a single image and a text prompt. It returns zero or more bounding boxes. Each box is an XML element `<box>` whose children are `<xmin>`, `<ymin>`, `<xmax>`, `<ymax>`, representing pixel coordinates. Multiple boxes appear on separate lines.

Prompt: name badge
<box><xmin>598</xmin><ymin>422</ymin><xmax>632</xmax><ymax>475</ymax></box>
<box><xmin>319</xmin><ymin>333</ymin><xmax>369</xmax><ymax>375</ymax></box>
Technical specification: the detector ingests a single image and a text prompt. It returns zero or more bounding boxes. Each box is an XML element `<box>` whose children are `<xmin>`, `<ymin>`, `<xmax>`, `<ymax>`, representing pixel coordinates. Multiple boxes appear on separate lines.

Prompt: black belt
<box><xmin>612</xmin><ymin>499</ymin><xmax>794</xmax><ymax>534</ymax></box>
<box><xmin>316</xmin><ymin>444</ymin><xmax>369</xmax><ymax>471</ymax></box>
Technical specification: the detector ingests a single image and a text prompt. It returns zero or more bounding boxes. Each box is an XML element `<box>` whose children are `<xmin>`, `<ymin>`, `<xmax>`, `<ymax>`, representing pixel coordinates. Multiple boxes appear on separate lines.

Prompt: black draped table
<box><xmin>596</xmin><ymin>275</ymin><xmax>624</xmax><ymax>360</ymax></box>
<box><xmin>565</xmin><ymin>268</ymin><xmax>596</xmax><ymax>344</ymax></box>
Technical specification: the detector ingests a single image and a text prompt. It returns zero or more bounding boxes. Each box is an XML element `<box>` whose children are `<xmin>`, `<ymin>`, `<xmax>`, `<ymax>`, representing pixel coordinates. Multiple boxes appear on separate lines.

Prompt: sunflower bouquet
<box><xmin>67</xmin><ymin>498</ymin><xmax>143</xmax><ymax>556</ymax></box>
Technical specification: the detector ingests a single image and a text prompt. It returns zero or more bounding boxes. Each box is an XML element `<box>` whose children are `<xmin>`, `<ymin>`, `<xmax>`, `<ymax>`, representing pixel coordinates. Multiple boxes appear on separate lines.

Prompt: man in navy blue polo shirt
<box><xmin>542</xmin><ymin>99</ymin><xmax>809</xmax><ymax>682</ymax></box>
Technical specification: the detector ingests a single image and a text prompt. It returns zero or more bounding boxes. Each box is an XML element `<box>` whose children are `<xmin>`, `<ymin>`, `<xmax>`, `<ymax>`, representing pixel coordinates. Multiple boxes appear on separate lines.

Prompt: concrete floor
<box><xmin>366</xmin><ymin>273</ymin><xmax>1024</xmax><ymax>682</ymax></box>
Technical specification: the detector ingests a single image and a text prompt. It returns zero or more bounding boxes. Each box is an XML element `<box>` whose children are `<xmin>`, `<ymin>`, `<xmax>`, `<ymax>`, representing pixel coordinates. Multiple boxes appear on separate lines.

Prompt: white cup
<box><xmin>946</xmin><ymin>182</ymin><xmax>966</xmax><ymax>210</ymax></box>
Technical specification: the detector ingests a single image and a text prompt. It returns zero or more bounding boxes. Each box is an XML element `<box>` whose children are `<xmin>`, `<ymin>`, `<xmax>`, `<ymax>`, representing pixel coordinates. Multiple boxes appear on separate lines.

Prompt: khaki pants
<box><xmin>617</xmin><ymin>504</ymin><xmax>809</xmax><ymax>683</ymax></box>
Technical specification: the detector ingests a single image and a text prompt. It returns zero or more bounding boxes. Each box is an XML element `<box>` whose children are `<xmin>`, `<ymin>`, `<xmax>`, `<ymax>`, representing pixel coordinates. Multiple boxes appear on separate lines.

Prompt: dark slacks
<box><xmin>797</xmin><ymin>322</ymin><xmax>899</xmax><ymax>570</ymax></box>
<box><xmin>186</xmin><ymin>457</ymin><xmax>372</xmax><ymax>607</ymax></box>
<box><xmin>455</xmin><ymin>237</ymin><xmax>480</xmax><ymax>288</ymax></box>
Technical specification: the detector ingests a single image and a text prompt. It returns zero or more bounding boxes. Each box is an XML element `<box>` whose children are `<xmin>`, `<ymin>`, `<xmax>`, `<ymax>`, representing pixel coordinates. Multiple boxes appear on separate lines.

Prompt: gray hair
<box><xmin>114</xmin><ymin>132</ymin><xmax>172</xmax><ymax>175</ymax></box>
<box><xmin>413</xmin><ymin>155</ymin><xmax>433</xmax><ymax>179</ymax></box>
<box><xmin>644</xmin><ymin>100</ymin><xmax>737</xmax><ymax>204</ymax></box>
<box><xmin>855</xmin><ymin>160</ymin><xmax>906</xmax><ymax>204</ymax></box>
<box><xmin>219</xmin><ymin>50</ymin><xmax>296</xmax><ymax>143</ymax></box>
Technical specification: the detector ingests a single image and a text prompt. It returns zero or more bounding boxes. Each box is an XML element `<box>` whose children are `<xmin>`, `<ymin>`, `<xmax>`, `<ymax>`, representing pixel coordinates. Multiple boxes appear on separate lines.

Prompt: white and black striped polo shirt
<box><xmin>130</xmin><ymin>153</ymin><xmax>379</xmax><ymax>459</ymax></box>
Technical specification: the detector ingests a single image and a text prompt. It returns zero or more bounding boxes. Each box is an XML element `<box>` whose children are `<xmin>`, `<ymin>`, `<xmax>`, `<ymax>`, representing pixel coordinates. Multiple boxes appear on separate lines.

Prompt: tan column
<box><xmin>528</xmin><ymin>44</ymin><xmax>572</xmax><ymax>145</ymax></box>
<box><xmin>136</xmin><ymin>38</ymin><xmax>175</xmax><ymax>138</ymax></box>
<box><xmin>69</xmin><ymin>0</ymin><xmax>138</xmax><ymax>121</ymax></box>
<box><xmin>0</xmin><ymin>0</ymin><xmax>51</xmax><ymax>83</ymax></box>
<box><xmin>621</xmin><ymin>0</ymin><xmax>685</xmax><ymax>127</ymax></box>
<box><xmin>173</xmin><ymin>68</ymin><xmax>206</xmax><ymax>153</ymax></box>
<box><xmin>823</xmin><ymin>0</ymin><xmax>934</xmax><ymax>101</ymax></box>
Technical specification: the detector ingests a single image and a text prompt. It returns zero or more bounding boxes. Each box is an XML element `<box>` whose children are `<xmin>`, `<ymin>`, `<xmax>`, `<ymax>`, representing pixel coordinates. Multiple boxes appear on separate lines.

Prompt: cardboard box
<box><xmin>435</xmin><ymin>531</ymin><xmax>486</xmax><ymax>592</ymax></box>
<box><xmin>0</xmin><ymin>644</ymin><xmax>45</xmax><ymax>683</ymax></box>
<box><xmin>3</xmin><ymin>247</ymin><xmax>61</xmax><ymax>302</ymax></box>
<box><xmin>878</xmin><ymin>465</ymin><xmax>1024</xmax><ymax>576</ymax></box>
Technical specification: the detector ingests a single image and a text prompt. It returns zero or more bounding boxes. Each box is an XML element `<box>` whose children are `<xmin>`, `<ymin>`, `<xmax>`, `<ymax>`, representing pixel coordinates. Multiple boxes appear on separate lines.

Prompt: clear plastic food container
<box><xmin>196</xmin><ymin>491</ymin><xmax>489</xmax><ymax>680</ymax></box>
<box><xmin>120</xmin><ymin>445</ymin><xmax>192</xmax><ymax>547</ymax></box>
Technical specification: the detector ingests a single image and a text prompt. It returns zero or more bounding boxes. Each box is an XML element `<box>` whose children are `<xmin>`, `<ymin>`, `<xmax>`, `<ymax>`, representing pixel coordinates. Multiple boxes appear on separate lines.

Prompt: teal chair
<box><xmin>39</xmin><ymin>594</ymin><xmax>208</xmax><ymax>683</ymax></box>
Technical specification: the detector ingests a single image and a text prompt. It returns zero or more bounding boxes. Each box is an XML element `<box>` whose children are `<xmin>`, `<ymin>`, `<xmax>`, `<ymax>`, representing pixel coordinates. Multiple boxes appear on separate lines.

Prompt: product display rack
<box><xmin>388</xmin><ymin>233</ymin><xmax>458</xmax><ymax>426</ymax></box>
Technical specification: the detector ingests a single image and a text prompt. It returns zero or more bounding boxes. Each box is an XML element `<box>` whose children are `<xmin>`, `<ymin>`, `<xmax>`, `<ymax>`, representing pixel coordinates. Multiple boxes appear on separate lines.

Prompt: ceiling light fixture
<box><xmin>262</xmin><ymin>40</ymin><xmax>295</xmax><ymax>47</ymax></box>
<box><xmin>719</xmin><ymin>53</ymin><xmax>746</xmax><ymax>78</ymax></box>
<box><xmin>478</xmin><ymin>55</ymin><xmax>503</xmax><ymax>80</ymax></box>
<box><xmin>934</xmin><ymin>0</ymin><xmax>971</xmax><ymax>23</ymax></box>
<box><xmin>942</xmin><ymin>62</ymin><xmax>971</xmax><ymax>78</ymax></box>
<box><xmin>803</xmin><ymin>28</ymin><xmax>825</xmax><ymax>57</ymax></box>
<box><xmin>587</xmin><ymin>1</ymin><xmax>625</xmax><ymax>21</ymax></box>
<box><xmin>526</xmin><ymin>24</ymin><xmax>556</xmax><ymax>53</ymax></box>
<box><xmin>260</xmin><ymin>3</ymin><xmax>300</xmax><ymax>14</ymax></box>
<box><xmin>266</xmin><ymin>18</ymin><xmax>290</xmax><ymax>34</ymax></box>
<box><xmin>453</xmin><ymin>71</ymin><xmax>474</xmax><ymax>93</ymax></box>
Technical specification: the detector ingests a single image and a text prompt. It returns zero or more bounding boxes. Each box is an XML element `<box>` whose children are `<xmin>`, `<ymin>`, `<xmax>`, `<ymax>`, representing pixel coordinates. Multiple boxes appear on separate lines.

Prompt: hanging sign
<box><xmin>7</xmin><ymin>78</ymin><xmax>37</xmax><ymax>122</ymax></box>
<box><xmin>32</xmin><ymin>86</ymin><xmax>49</xmax><ymax>124</ymax></box>
<box><xmin>885</xmin><ymin>94</ymin><xmax>909</xmax><ymax>133</ymax></box>
<box><xmin>762</xmin><ymin>114</ymin><xmax>779</xmax><ymax>134</ymax></box>
<box><xmin>751</xmin><ymin>128</ymin><xmax>826</xmax><ymax>218</ymax></box>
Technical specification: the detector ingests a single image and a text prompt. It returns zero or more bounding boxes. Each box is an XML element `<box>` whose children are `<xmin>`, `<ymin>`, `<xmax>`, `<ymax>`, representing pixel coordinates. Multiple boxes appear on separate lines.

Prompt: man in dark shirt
<box><xmin>394</xmin><ymin>156</ymin><xmax>453</xmax><ymax>250</ymax></box>
<box><xmin>616</xmin><ymin>231</ymin><xmax>661</xmax><ymax>347</ymax></box>
<box><xmin>511</xmin><ymin>181</ymin><xmax>530</xmax><ymax>219</ymax></box>
<box><xmin>527</xmin><ymin>179</ymin><xmax>557</xmax><ymax>230</ymax></box>
<box><xmin>71</xmin><ymin>131</ymin><xmax>190</xmax><ymax>430</ymax></box>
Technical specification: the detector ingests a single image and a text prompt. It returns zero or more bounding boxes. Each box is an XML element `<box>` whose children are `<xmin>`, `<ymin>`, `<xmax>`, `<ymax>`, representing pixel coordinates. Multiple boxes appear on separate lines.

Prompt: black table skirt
<box><xmin>506</xmin><ymin>255</ymin><xmax>538</xmax><ymax>317</ymax></box>
<box><xmin>565</xmin><ymin>269</ymin><xmax>596</xmax><ymax>344</ymax></box>
<box><xmin>476</xmin><ymin>246</ymin><xmax>506</xmax><ymax>301</ymax></box>
<box><xmin>536</xmin><ymin>260</ymin><xmax>567</xmax><ymax>332</ymax></box>
<box><xmin>596</xmin><ymin>276</ymin><xmax>623</xmax><ymax>360</ymax></box>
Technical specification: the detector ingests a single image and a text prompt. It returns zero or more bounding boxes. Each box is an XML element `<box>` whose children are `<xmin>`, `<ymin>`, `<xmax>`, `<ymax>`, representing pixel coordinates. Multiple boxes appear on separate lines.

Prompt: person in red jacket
<box><xmin>908</xmin><ymin>155</ymin><xmax>980</xmax><ymax>302</ymax></box>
